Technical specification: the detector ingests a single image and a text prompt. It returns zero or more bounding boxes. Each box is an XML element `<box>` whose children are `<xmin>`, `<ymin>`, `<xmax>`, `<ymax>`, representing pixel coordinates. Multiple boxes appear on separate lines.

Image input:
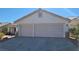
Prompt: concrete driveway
<box><xmin>0</xmin><ymin>37</ymin><xmax>77</xmax><ymax>51</ymax></box>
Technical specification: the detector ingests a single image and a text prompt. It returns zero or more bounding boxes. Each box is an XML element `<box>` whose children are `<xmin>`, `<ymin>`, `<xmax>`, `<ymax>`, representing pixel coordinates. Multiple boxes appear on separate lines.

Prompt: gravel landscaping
<box><xmin>0</xmin><ymin>37</ymin><xmax>77</xmax><ymax>51</ymax></box>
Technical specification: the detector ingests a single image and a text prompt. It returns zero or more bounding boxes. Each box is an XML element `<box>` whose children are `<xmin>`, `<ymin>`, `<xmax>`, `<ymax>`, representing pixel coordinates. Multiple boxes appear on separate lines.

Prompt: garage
<box><xmin>15</xmin><ymin>9</ymin><xmax>68</xmax><ymax>37</ymax></box>
<box><xmin>18</xmin><ymin>23</ymin><xmax>65</xmax><ymax>37</ymax></box>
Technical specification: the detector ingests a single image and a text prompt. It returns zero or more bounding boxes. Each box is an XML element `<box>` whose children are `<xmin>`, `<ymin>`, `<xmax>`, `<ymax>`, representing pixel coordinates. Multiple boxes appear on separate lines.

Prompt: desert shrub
<box><xmin>69</xmin><ymin>24</ymin><xmax>79</xmax><ymax>39</ymax></box>
<box><xmin>0</xmin><ymin>32</ymin><xmax>5</xmax><ymax>39</ymax></box>
<box><xmin>69</xmin><ymin>28</ymin><xmax>76</xmax><ymax>35</ymax></box>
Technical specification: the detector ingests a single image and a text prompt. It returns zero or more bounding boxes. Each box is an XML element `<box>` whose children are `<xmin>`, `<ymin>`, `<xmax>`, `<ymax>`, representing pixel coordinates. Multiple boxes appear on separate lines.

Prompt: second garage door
<box><xmin>34</xmin><ymin>23</ymin><xmax>65</xmax><ymax>37</ymax></box>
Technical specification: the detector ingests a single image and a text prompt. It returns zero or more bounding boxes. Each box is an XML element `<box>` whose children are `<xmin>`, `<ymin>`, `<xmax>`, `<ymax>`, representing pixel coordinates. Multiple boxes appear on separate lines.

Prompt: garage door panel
<box><xmin>34</xmin><ymin>23</ymin><xmax>64</xmax><ymax>37</ymax></box>
<box><xmin>19</xmin><ymin>24</ymin><xmax>33</xmax><ymax>36</ymax></box>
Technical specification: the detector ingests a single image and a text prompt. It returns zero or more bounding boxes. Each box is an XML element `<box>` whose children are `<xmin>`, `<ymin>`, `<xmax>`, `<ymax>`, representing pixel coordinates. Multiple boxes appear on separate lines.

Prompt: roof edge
<box><xmin>14</xmin><ymin>8</ymin><xmax>70</xmax><ymax>23</ymax></box>
<box><xmin>14</xmin><ymin>9</ymin><xmax>41</xmax><ymax>23</ymax></box>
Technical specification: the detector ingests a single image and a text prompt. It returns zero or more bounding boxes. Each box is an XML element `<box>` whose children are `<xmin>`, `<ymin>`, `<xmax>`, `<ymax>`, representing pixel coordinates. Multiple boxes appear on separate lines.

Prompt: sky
<box><xmin>0</xmin><ymin>8</ymin><xmax>79</xmax><ymax>23</ymax></box>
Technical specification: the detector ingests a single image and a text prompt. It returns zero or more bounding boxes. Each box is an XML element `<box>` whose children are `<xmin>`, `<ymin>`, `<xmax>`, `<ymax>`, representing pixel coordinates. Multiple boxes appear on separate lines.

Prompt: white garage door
<box><xmin>34</xmin><ymin>23</ymin><xmax>65</xmax><ymax>37</ymax></box>
<box><xmin>19</xmin><ymin>23</ymin><xmax>65</xmax><ymax>37</ymax></box>
<box><xmin>18</xmin><ymin>24</ymin><xmax>33</xmax><ymax>37</ymax></box>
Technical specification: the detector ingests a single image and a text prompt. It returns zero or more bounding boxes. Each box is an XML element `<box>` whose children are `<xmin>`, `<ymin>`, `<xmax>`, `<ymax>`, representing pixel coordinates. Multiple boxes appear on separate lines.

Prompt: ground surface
<box><xmin>0</xmin><ymin>37</ymin><xmax>77</xmax><ymax>51</ymax></box>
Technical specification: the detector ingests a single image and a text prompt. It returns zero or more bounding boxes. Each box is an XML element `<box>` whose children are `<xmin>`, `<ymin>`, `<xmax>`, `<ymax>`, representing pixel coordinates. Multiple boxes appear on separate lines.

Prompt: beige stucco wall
<box><xmin>68</xmin><ymin>20</ymin><xmax>79</xmax><ymax>28</ymax></box>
